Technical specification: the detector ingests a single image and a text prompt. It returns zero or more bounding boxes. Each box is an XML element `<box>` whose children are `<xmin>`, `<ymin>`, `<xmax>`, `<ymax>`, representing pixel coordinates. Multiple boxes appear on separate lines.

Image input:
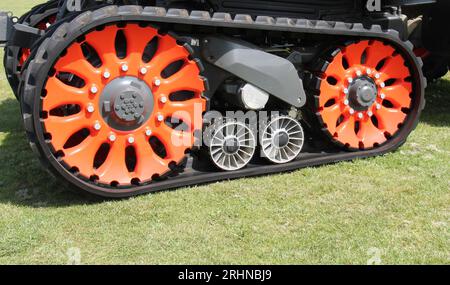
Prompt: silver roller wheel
<box><xmin>209</xmin><ymin>121</ymin><xmax>256</xmax><ymax>171</ymax></box>
<box><xmin>261</xmin><ymin>116</ymin><xmax>304</xmax><ymax>164</ymax></box>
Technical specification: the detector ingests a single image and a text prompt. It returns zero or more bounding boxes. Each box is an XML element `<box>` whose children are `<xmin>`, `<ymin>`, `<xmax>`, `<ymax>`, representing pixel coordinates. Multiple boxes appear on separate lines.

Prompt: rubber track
<box><xmin>3</xmin><ymin>0</ymin><xmax>59</xmax><ymax>99</ymax></box>
<box><xmin>20</xmin><ymin>5</ymin><xmax>426</xmax><ymax>198</ymax></box>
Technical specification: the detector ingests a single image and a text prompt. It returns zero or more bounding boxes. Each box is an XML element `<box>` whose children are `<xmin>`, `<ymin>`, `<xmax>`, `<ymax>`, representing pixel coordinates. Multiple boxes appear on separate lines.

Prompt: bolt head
<box><xmin>86</xmin><ymin>104</ymin><xmax>95</xmax><ymax>113</ymax></box>
<box><xmin>343</xmin><ymin>88</ymin><xmax>349</xmax><ymax>94</ymax></box>
<box><xmin>128</xmin><ymin>137</ymin><xmax>135</xmax><ymax>144</ymax></box>
<box><xmin>380</xmin><ymin>93</ymin><xmax>386</xmax><ymax>99</ymax></box>
<box><xmin>154</xmin><ymin>78</ymin><xmax>161</xmax><ymax>87</ymax></box>
<box><xmin>366</xmin><ymin>68</ymin><xmax>372</xmax><ymax>75</ymax></box>
<box><xmin>157</xmin><ymin>114</ymin><xmax>164</xmax><ymax>122</ymax></box>
<box><xmin>358</xmin><ymin>113</ymin><xmax>363</xmax><ymax>119</ymax></box>
<box><xmin>90</xmin><ymin>86</ymin><xmax>98</xmax><ymax>94</ymax></box>
<box><xmin>93</xmin><ymin>122</ymin><xmax>101</xmax><ymax>131</ymax></box>
<box><xmin>376</xmin><ymin>104</ymin><xmax>382</xmax><ymax>110</ymax></box>
<box><xmin>348</xmin><ymin>77</ymin><xmax>353</xmax><ymax>84</ymax></box>
<box><xmin>160</xmin><ymin>96</ymin><xmax>167</xmax><ymax>104</ymax></box>
<box><xmin>368</xmin><ymin>111</ymin><xmax>374</xmax><ymax>117</ymax></box>
<box><xmin>380</xmin><ymin>82</ymin><xmax>386</xmax><ymax>88</ymax></box>
<box><xmin>356</xmin><ymin>70</ymin><xmax>363</xmax><ymax>77</ymax></box>
<box><xmin>140</xmin><ymin>67</ymin><xmax>148</xmax><ymax>75</ymax></box>
<box><xmin>109</xmin><ymin>134</ymin><xmax>116</xmax><ymax>142</ymax></box>
<box><xmin>375</xmin><ymin>73</ymin><xmax>381</xmax><ymax>79</ymax></box>
<box><xmin>349</xmin><ymin>108</ymin><xmax>355</xmax><ymax>115</ymax></box>
<box><xmin>103</xmin><ymin>71</ymin><xmax>111</xmax><ymax>79</ymax></box>
<box><xmin>145</xmin><ymin>129</ymin><xmax>152</xmax><ymax>136</ymax></box>
<box><xmin>121</xmin><ymin>64</ymin><xmax>129</xmax><ymax>72</ymax></box>
<box><xmin>344</xmin><ymin>99</ymin><xmax>349</xmax><ymax>106</ymax></box>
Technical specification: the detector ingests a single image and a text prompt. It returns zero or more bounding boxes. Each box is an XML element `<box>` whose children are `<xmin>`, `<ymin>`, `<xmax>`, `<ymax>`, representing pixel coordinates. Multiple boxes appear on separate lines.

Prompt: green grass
<box><xmin>0</xmin><ymin>1</ymin><xmax>449</xmax><ymax>265</ymax></box>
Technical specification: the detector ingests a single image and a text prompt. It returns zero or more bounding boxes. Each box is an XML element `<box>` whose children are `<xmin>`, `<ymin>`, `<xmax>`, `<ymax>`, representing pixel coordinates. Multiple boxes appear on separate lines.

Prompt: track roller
<box><xmin>209</xmin><ymin>120</ymin><xmax>256</xmax><ymax>171</ymax></box>
<box><xmin>261</xmin><ymin>116</ymin><xmax>304</xmax><ymax>164</ymax></box>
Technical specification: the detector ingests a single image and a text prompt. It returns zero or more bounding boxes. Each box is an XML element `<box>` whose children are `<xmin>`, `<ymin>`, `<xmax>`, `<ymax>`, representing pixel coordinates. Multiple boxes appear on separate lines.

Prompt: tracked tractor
<box><xmin>0</xmin><ymin>0</ymin><xmax>448</xmax><ymax>197</ymax></box>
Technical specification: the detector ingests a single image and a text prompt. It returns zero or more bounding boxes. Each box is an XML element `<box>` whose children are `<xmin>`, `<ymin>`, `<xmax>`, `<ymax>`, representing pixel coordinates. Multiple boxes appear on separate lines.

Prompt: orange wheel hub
<box><xmin>317</xmin><ymin>40</ymin><xmax>413</xmax><ymax>149</ymax></box>
<box><xmin>41</xmin><ymin>24</ymin><xmax>206</xmax><ymax>186</ymax></box>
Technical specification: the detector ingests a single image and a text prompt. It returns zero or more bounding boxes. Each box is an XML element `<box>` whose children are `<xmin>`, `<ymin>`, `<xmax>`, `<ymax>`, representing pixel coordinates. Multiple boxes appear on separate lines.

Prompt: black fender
<box><xmin>202</xmin><ymin>36</ymin><xmax>306</xmax><ymax>108</ymax></box>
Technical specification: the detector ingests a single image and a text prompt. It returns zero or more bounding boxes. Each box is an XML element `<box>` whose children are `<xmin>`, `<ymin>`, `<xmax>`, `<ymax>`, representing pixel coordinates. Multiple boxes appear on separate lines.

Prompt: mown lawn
<box><xmin>0</xmin><ymin>1</ymin><xmax>448</xmax><ymax>265</ymax></box>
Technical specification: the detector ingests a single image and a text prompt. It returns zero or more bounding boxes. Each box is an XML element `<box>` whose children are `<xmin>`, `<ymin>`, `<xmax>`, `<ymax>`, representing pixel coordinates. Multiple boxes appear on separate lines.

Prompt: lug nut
<box><xmin>375</xmin><ymin>73</ymin><xmax>381</xmax><ymax>79</ymax></box>
<box><xmin>140</xmin><ymin>67</ymin><xmax>148</xmax><ymax>75</ymax></box>
<box><xmin>103</xmin><ymin>71</ymin><xmax>111</xmax><ymax>79</ymax></box>
<box><xmin>121</xmin><ymin>64</ymin><xmax>129</xmax><ymax>72</ymax></box>
<box><xmin>86</xmin><ymin>104</ymin><xmax>95</xmax><ymax>113</ymax></box>
<box><xmin>109</xmin><ymin>134</ymin><xmax>116</xmax><ymax>142</ymax></box>
<box><xmin>344</xmin><ymin>99</ymin><xmax>349</xmax><ymax>106</ymax></box>
<box><xmin>376</xmin><ymin>104</ymin><xmax>382</xmax><ymax>110</ymax></box>
<box><xmin>145</xmin><ymin>129</ymin><xmax>152</xmax><ymax>137</ymax></box>
<box><xmin>157</xmin><ymin>114</ymin><xmax>164</xmax><ymax>122</ymax></box>
<box><xmin>160</xmin><ymin>96</ymin><xmax>167</xmax><ymax>104</ymax></box>
<box><xmin>154</xmin><ymin>78</ymin><xmax>161</xmax><ymax>87</ymax></box>
<box><xmin>358</xmin><ymin>113</ymin><xmax>363</xmax><ymax>119</ymax></box>
<box><xmin>356</xmin><ymin>70</ymin><xmax>363</xmax><ymax>77</ymax></box>
<box><xmin>366</xmin><ymin>68</ymin><xmax>372</xmax><ymax>75</ymax></box>
<box><xmin>349</xmin><ymin>108</ymin><xmax>355</xmax><ymax>115</ymax></box>
<box><xmin>380</xmin><ymin>82</ymin><xmax>386</xmax><ymax>88</ymax></box>
<box><xmin>90</xmin><ymin>86</ymin><xmax>98</xmax><ymax>94</ymax></box>
<box><xmin>347</xmin><ymin>77</ymin><xmax>353</xmax><ymax>84</ymax></box>
<box><xmin>93</xmin><ymin>121</ymin><xmax>101</xmax><ymax>131</ymax></box>
<box><xmin>343</xmin><ymin>88</ymin><xmax>349</xmax><ymax>95</ymax></box>
<box><xmin>380</xmin><ymin>93</ymin><xmax>386</xmax><ymax>99</ymax></box>
<box><xmin>368</xmin><ymin>111</ymin><xmax>374</xmax><ymax>117</ymax></box>
<box><xmin>128</xmin><ymin>137</ymin><xmax>135</xmax><ymax>144</ymax></box>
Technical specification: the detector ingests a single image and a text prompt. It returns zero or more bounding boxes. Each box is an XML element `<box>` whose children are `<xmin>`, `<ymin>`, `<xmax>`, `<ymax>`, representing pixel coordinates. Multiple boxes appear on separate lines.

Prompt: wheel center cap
<box><xmin>100</xmin><ymin>76</ymin><xmax>154</xmax><ymax>131</ymax></box>
<box><xmin>224</xmin><ymin>137</ymin><xmax>240</xmax><ymax>154</ymax></box>
<box><xmin>348</xmin><ymin>76</ymin><xmax>378</xmax><ymax>111</ymax></box>
<box><xmin>273</xmin><ymin>130</ymin><xmax>289</xmax><ymax>148</ymax></box>
<box><xmin>113</xmin><ymin>91</ymin><xmax>145</xmax><ymax>122</ymax></box>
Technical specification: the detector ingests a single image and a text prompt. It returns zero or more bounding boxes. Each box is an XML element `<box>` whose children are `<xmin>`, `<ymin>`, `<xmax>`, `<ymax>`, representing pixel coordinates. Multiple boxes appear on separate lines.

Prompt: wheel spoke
<box><xmin>343</xmin><ymin>40</ymin><xmax>369</xmax><ymax>66</ymax></box>
<box><xmin>381</xmin><ymin>83</ymin><xmax>412</xmax><ymax>108</ymax></box>
<box><xmin>380</xmin><ymin>54</ymin><xmax>410</xmax><ymax>80</ymax></box>
<box><xmin>133</xmin><ymin>135</ymin><xmax>168</xmax><ymax>180</ymax></box>
<box><xmin>44</xmin><ymin>114</ymin><xmax>89</xmax><ymax>150</ymax></box>
<box><xmin>319</xmin><ymin>81</ymin><xmax>342</xmax><ymax>108</ymax></box>
<box><xmin>156</xmin><ymin>124</ymin><xmax>191</xmax><ymax>159</ymax></box>
<box><xmin>63</xmin><ymin>136</ymin><xmax>105</xmax><ymax>176</ymax></box>
<box><xmin>147</xmin><ymin>36</ymin><xmax>189</xmax><ymax>75</ymax></box>
<box><xmin>335</xmin><ymin>116</ymin><xmax>359</xmax><ymax>147</ymax></box>
<box><xmin>326</xmin><ymin>52</ymin><xmax>347</xmax><ymax>80</ymax></box>
<box><xmin>365</xmin><ymin>41</ymin><xmax>395</xmax><ymax>69</ymax></box>
<box><xmin>320</xmin><ymin>104</ymin><xmax>344</xmax><ymax>134</ymax></box>
<box><xmin>375</xmin><ymin>106</ymin><xmax>406</xmax><ymax>134</ymax></box>
<box><xmin>158</xmin><ymin>63</ymin><xmax>204</xmax><ymax>94</ymax></box>
<box><xmin>43</xmin><ymin>76</ymin><xmax>89</xmax><ymax>110</ymax></box>
<box><xmin>84</xmin><ymin>25</ymin><xmax>119</xmax><ymax>65</ymax></box>
<box><xmin>54</xmin><ymin>43</ymin><xmax>101</xmax><ymax>84</ymax></box>
<box><xmin>165</xmin><ymin>98</ymin><xmax>205</xmax><ymax>130</ymax></box>
<box><xmin>358</xmin><ymin>119</ymin><xmax>385</xmax><ymax>147</ymax></box>
<box><xmin>95</xmin><ymin>138</ymin><xmax>131</xmax><ymax>184</ymax></box>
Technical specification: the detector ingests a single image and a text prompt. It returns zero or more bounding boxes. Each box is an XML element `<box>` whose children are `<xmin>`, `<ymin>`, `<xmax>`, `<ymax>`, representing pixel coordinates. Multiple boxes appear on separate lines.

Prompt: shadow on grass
<box><xmin>0</xmin><ymin>98</ymin><xmax>104</xmax><ymax>208</ymax></box>
<box><xmin>422</xmin><ymin>77</ymin><xmax>450</xmax><ymax>127</ymax></box>
<box><xmin>0</xmin><ymin>76</ymin><xmax>448</xmax><ymax>208</ymax></box>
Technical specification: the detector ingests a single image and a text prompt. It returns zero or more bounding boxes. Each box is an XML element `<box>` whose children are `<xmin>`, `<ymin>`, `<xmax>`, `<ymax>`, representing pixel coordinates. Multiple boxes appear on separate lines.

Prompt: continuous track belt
<box><xmin>21</xmin><ymin>5</ymin><xmax>426</xmax><ymax>197</ymax></box>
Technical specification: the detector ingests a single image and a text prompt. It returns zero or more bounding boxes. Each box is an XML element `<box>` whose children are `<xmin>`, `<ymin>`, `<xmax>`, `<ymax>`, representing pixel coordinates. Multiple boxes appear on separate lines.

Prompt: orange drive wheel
<box><xmin>317</xmin><ymin>40</ymin><xmax>413</xmax><ymax>150</ymax></box>
<box><xmin>41</xmin><ymin>23</ymin><xmax>206</xmax><ymax>187</ymax></box>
